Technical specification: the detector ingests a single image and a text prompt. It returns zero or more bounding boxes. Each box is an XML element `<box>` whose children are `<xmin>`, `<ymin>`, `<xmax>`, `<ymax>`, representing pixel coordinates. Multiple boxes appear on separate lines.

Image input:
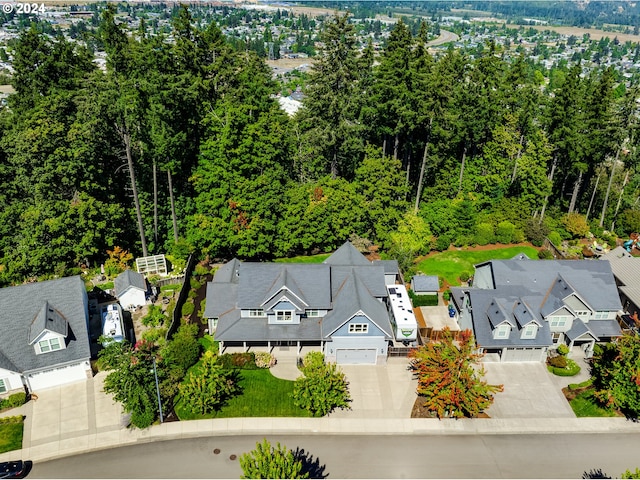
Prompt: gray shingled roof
<box><xmin>373</xmin><ymin>259</ymin><xmax>400</xmax><ymax>275</ymax></box>
<box><xmin>588</xmin><ymin>319</ymin><xmax>622</xmax><ymax>338</ymax></box>
<box><xmin>28</xmin><ymin>301</ymin><xmax>68</xmax><ymax>344</ymax></box>
<box><xmin>324</xmin><ymin>241</ymin><xmax>371</xmax><ymax>266</ymax></box>
<box><xmin>203</xmin><ymin>282</ymin><xmax>238</xmax><ymax>319</ymax></box>
<box><xmin>331</xmin><ymin>265</ymin><xmax>387</xmax><ymax>298</ymax></box>
<box><xmin>479</xmin><ymin>259</ymin><xmax>621</xmax><ymax>311</ymax></box>
<box><xmin>261</xmin><ymin>268</ymin><xmax>309</xmax><ymax>310</ymax></box>
<box><xmin>323</xmin><ymin>271</ymin><xmax>393</xmax><ymax>339</ymax></box>
<box><xmin>114</xmin><ymin>269</ymin><xmax>146</xmax><ymax>295</ymax></box>
<box><xmin>238</xmin><ymin>263</ymin><xmax>331</xmax><ymax>309</ymax></box>
<box><xmin>213</xmin><ymin>258</ymin><xmax>241</xmax><ymax>284</ymax></box>
<box><xmin>0</xmin><ymin>276</ymin><xmax>90</xmax><ymax>373</ymax></box>
<box><xmin>412</xmin><ymin>275</ymin><xmax>439</xmax><ymax>292</ymax></box>
<box><xmin>565</xmin><ymin>320</ymin><xmax>595</xmax><ymax>342</ymax></box>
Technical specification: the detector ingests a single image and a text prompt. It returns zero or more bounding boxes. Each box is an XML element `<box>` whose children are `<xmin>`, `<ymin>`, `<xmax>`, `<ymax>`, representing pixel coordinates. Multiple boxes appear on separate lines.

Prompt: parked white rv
<box><xmin>386</xmin><ymin>284</ymin><xmax>418</xmax><ymax>344</ymax></box>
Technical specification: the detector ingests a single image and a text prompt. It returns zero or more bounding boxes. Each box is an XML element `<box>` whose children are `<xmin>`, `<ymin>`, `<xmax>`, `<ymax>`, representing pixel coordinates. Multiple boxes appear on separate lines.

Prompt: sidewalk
<box><xmin>1</xmin><ymin>353</ymin><xmax>638</xmax><ymax>464</ymax></box>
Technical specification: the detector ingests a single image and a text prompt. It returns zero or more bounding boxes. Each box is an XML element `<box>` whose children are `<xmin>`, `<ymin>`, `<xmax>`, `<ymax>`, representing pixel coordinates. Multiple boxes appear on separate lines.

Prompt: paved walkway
<box><xmin>1</xmin><ymin>352</ymin><xmax>638</xmax><ymax>464</ymax></box>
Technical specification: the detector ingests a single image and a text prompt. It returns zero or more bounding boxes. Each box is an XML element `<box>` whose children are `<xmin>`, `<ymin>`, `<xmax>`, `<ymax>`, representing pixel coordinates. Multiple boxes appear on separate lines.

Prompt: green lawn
<box><xmin>175</xmin><ymin>369</ymin><xmax>311</xmax><ymax>420</ymax></box>
<box><xmin>568</xmin><ymin>388</ymin><xmax>621</xmax><ymax>417</ymax></box>
<box><xmin>274</xmin><ymin>253</ymin><xmax>331</xmax><ymax>264</ymax></box>
<box><xmin>416</xmin><ymin>245</ymin><xmax>540</xmax><ymax>286</ymax></box>
<box><xmin>0</xmin><ymin>417</ymin><xmax>24</xmax><ymax>453</ymax></box>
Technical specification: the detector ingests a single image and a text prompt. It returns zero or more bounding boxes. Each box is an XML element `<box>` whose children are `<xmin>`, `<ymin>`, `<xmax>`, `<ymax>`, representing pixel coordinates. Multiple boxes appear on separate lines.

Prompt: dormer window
<box><xmin>521</xmin><ymin>324</ymin><xmax>538</xmax><ymax>339</ymax></box>
<box><xmin>276</xmin><ymin>310</ymin><xmax>293</xmax><ymax>322</ymax></box>
<box><xmin>248</xmin><ymin>309</ymin><xmax>266</xmax><ymax>318</ymax></box>
<box><xmin>38</xmin><ymin>337</ymin><xmax>62</xmax><ymax>354</ymax></box>
<box><xmin>494</xmin><ymin>324</ymin><xmax>510</xmax><ymax>339</ymax></box>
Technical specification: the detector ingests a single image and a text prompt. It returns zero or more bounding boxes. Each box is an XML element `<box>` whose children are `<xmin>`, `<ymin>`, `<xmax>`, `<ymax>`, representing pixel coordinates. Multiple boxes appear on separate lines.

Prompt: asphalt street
<box><xmin>29</xmin><ymin>433</ymin><xmax>640</xmax><ymax>479</ymax></box>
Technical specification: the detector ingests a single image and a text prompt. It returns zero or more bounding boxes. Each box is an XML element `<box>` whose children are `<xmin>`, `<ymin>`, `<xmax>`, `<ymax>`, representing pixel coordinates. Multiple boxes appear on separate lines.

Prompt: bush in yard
<box><xmin>621</xmin><ymin>468</ymin><xmax>640</xmax><ymax>479</ymax></box>
<box><xmin>292</xmin><ymin>352</ymin><xmax>351</xmax><ymax>417</ymax></box>
<box><xmin>557</xmin><ymin>344</ymin><xmax>570</xmax><ymax>356</ymax></box>
<box><xmin>548</xmin><ymin>358</ymin><xmax>580</xmax><ymax>376</ymax></box>
<box><xmin>178</xmin><ymin>351</ymin><xmax>240</xmax><ymax>415</ymax></box>
<box><xmin>548</xmin><ymin>355</ymin><xmax>568</xmax><ymax>368</ymax></box>
<box><xmin>525</xmin><ymin>218</ymin><xmax>550</xmax><ymax>247</ymax></box>
<box><xmin>254</xmin><ymin>352</ymin><xmax>276</xmax><ymax>369</ymax></box>
<box><xmin>161</xmin><ymin>323</ymin><xmax>201</xmax><ymax>373</ymax></box>
<box><xmin>190</xmin><ymin>277</ymin><xmax>202</xmax><ymax>290</ymax></box>
<box><xmin>474</xmin><ymin>223</ymin><xmax>495</xmax><ymax>246</ymax></box>
<box><xmin>496</xmin><ymin>221</ymin><xmax>516</xmax><ymax>244</ymax></box>
<box><xmin>435</xmin><ymin>234</ymin><xmax>452</xmax><ymax>252</ymax></box>
<box><xmin>193</xmin><ymin>263</ymin><xmax>210</xmax><ymax>277</ymax></box>
<box><xmin>141</xmin><ymin>304</ymin><xmax>167</xmax><ymax>327</ymax></box>
<box><xmin>459</xmin><ymin>271</ymin><xmax>471</xmax><ymax>283</ymax></box>
<box><xmin>537</xmin><ymin>249</ymin><xmax>554</xmax><ymax>260</ymax></box>
<box><xmin>181</xmin><ymin>301</ymin><xmax>195</xmax><ymax>317</ymax></box>
<box><xmin>548</xmin><ymin>231</ymin><xmax>562</xmax><ymax>247</ymax></box>
<box><xmin>218</xmin><ymin>352</ymin><xmax>257</xmax><ymax>369</ymax></box>
<box><xmin>563</xmin><ymin>212</ymin><xmax>590</xmax><ymax>238</ymax></box>
<box><xmin>240</xmin><ymin>439</ymin><xmax>308</xmax><ymax>479</ymax></box>
<box><xmin>0</xmin><ymin>393</ymin><xmax>27</xmax><ymax>411</ymax></box>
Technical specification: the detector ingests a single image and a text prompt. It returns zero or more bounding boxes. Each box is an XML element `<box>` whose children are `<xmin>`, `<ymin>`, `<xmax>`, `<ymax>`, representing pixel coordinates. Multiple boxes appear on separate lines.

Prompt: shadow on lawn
<box><xmin>293</xmin><ymin>447</ymin><xmax>328</xmax><ymax>479</ymax></box>
<box><xmin>582</xmin><ymin>468</ymin><xmax>611</xmax><ymax>478</ymax></box>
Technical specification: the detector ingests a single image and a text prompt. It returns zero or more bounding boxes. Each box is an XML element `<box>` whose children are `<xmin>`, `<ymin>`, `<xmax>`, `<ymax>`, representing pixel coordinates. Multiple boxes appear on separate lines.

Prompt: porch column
<box><xmin>297</xmin><ymin>341</ymin><xmax>301</xmax><ymax>356</ymax></box>
<box><xmin>243</xmin><ymin>341</ymin><xmax>247</xmax><ymax>352</ymax></box>
<box><xmin>220</xmin><ymin>341</ymin><xmax>225</xmax><ymax>354</ymax></box>
<box><xmin>268</xmin><ymin>340</ymin><xmax>272</xmax><ymax>353</ymax></box>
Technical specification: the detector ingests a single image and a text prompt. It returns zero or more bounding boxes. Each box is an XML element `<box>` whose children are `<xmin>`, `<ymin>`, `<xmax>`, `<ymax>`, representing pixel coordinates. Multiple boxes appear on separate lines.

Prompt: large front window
<box><xmin>276</xmin><ymin>310</ymin><xmax>293</xmax><ymax>322</ymax></box>
<box><xmin>521</xmin><ymin>324</ymin><xmax>537</xmax><ymax>339</ymax></box>
<box><xmin>248</xmin><ymin>309</ymin><xmax>266</xmax><ymax>317</ymax></box>
<box><xmin>38</xmin><ymin>337</ymin><xmax>62</xmax><ymax>354</ymax></box>
<box><xmin>594</xmin><ymin>311</ymin><xmax>610</xmax><ymax>320</ymax></box>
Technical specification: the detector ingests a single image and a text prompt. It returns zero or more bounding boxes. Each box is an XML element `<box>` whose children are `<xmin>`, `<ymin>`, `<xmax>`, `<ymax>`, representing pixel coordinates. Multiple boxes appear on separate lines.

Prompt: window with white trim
<box><xmin>306</xmin><ymin>310</ymin><xmax>320</xmax><ymax>317</ymax></box>
<box><xmin>276</xmin><ymin>310</ymin><xmax>293</xmax><ymax>322</ymax></box>
<box><xmin>594</xmin><ymin>311</ymin><xmax>610</xmax><ymax>320</ymax></box>
<box><xmin>550</xmin><ymin>316</ymin><xmax>569</xmax><ymax>328</ymax></box>
<box><xmin>37</xmin><ymin>337</ymin><xmax>62</xmax><ymax>354</ymax></box>
<box><xmin>0</xmin><ymin>378</ymin><xmax>7</xmax><ymax>394</ymax></box>
<box><xmin>248</xmin><ymin>309</ymin><xmax>266</xmax><ymax>317</ymax></box>
<box><xmin>494</xmin><ymin>324</ymin><xmax>510</xmax><ymax>339</ymax></box>
<box><xmin>575</xmin><ymin>310</ymin><xmax>590</xmax><ymax>318</ymax></box>
<box><xmin>349</xmin><ymin>323</ymin><xmax>369</xmax><ymax>334</ymax></box>
<box><xmin>521</xmin><ymin>324</ymin><xmax>537</xmax><ymax>339</ymax></box>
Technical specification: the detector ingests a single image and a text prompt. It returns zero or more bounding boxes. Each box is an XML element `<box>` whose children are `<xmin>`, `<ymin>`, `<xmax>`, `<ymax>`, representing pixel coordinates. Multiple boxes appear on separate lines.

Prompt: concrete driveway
<box><xmin>482</xmin><ymin>361</ymin><xmax>577</xmax><ymax>418</ymax></box>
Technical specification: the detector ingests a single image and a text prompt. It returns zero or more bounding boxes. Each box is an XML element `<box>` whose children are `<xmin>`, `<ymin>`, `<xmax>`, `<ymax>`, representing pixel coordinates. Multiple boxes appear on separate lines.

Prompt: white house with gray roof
<box><xmin>114</xmin><ymin>269</ymin><xmax>148</xmax><ymax>310</ymax></box>
<box><xmin>450</xmin><ymin>257</ymin><xmax>623</xmax><ymax>362</ymax></box>
<box><xmin>204</xmin><ymin>242</ymin><xmax>396</xmax><ymax>364</ymax></box>
<box><xmin>0</xmin><ymin>276</ymin><xmax>92</xmax><ymax>396</ymax></box>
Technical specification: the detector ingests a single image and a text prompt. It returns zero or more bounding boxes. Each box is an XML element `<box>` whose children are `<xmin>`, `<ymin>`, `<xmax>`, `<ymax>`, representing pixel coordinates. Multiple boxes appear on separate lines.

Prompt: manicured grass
<box><xmin>175</xmin><ymin>369</ymin><xmax>311</xmax><ymax>420</ymax></box>
<box><xmin>568</xmin><ymin>388</ymin><xmax>621</xmax><ymax>417</ymax></box>
<box><xmin>0</xmin><ymin>416</ymin><xmax>24</xmax><ymax>453</ymax></box>
<box><xmin>274</xmin><ymin>253</ymin><xmax>331</xmax><ymax>264</ymax></box>
<box><xmin>160</xmin><ymin>283</ymin><xmax>182</xmax><ymax>292</ymax></box>
<box><xmin>416</xmin><ymin>245</ymin><xmax>540</xmax><ymax>286</ymax></box>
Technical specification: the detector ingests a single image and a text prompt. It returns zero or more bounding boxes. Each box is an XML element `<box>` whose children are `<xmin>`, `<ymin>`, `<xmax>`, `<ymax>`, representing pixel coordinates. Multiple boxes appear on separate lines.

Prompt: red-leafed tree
<box><xmin>408</xmin><ymin>328</ymin><xmax>503</xmax><ymax>419</ymax></box>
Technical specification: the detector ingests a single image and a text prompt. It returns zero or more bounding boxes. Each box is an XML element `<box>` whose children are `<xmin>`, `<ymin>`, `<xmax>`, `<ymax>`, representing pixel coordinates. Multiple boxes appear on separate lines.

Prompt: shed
<box><xmin>411</xmin><ymin>275</ymin><xmax>439</xmax><ymax>296</ymax></box>
<box><xmin>114</xmin><ymin>270</ymin><xmax>148</xmax><ymax>310</ymax></box>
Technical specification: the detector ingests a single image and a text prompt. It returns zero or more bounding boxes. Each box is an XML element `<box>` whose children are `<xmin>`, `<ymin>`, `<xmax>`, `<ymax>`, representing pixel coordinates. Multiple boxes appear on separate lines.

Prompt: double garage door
<box><xmin>336</xmin><ymin>348</ymin><xmax>376</xmax><ymax>364</ymax></box>
<box><xmin>501</xmin><ymin>347</ymin><xmax>545</xmax><ymax>362</ymax></box>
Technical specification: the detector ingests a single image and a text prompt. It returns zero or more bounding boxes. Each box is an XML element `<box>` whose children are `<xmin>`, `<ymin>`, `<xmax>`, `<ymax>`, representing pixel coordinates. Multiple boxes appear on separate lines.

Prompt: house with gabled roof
<box><xmin>450</xmin><ymin>256</ymin><xmax>622</xmax><ymax>362</ymax></box>
<box><xmin>0</xmin><ymin>276</ymin><xmax>92</xmax><ymax>396</ymax></box>
<box><xmin>114</xmin><ymin>269</ymin><xmax>149</xmax><ymax>310</ymax></box>
<box><xmin>204</xmin><ymin>241</ymin><xmax>396</xmax><ymax>364</ymax></box>
<box><xmin>602</xmin><ymin>246</ymin><xmax>640</xmax><ymax>321</ymax></box>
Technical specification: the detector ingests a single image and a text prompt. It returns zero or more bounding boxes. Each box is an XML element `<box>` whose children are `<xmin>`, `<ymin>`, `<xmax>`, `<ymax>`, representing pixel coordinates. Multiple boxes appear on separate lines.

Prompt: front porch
<box><xmin>218</xmin><ymin>340</ymin><xmax>324</xmax><ymax>357</ymax></box>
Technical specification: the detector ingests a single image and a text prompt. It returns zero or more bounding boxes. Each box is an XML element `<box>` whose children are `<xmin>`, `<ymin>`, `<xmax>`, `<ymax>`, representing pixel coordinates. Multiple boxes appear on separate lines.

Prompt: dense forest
<box><xmin>1</xmin><ymin>6</ymin><xmax>639</xmax><ymax>286</ymax></box>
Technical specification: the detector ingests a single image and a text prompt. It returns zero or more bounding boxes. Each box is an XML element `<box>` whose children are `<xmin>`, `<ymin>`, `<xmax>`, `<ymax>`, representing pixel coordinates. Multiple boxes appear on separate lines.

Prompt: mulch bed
<box><xmin>410</xmin><ymin>396</ymin><xmax>490</xmax><ymax>419</ymax></box>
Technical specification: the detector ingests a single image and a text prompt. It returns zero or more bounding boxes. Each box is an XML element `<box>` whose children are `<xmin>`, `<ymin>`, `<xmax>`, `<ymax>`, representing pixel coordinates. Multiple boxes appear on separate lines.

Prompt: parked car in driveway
<box><xmin>0</xmin><ymin>460</ymin><xmax>24</xmax><ymax>478</ymax></box>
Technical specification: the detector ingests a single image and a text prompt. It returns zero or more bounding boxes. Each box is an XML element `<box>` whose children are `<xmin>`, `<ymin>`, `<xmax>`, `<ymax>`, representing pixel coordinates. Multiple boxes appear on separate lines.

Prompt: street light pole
<box><xmin>152</xmin><ymin>356</ymin><xmax>163</xmax><ymax>423</ymax></box>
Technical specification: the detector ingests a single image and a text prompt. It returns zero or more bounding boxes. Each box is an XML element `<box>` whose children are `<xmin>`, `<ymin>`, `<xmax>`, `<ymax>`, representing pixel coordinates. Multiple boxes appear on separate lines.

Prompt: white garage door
<box><xmin>28</xmin><ymin>363</ymin><xmax>89</xmax><ymax>391</ymax></box>
<box><xmin>336</xmin><ymin>349</ymin><xmax>376</xmax><ymax>364</ymax></box>
<box><xmin>501</xmin><ymin>348</ymin><xmax>545</xmax><ymax>362</ymax></box>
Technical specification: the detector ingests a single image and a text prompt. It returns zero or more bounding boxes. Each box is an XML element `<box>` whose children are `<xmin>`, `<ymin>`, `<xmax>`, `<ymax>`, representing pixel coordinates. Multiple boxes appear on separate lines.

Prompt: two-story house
<box><xmin>0</xmin><ymin>276</ymin><xmax>92</xmax><ymax>396</ymax></box>
<box><xmin>204</xmin><ymin>242</ymin><xmax>396</xmax><ymax>364</ymax></box>
<box><xmin>450</xmin><ymin>256</ymin><xmax>623</xmax><ymax>362</ymax></box>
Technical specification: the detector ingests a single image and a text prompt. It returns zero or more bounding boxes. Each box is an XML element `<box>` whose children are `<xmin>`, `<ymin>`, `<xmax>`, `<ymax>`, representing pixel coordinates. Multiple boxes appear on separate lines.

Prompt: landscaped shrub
<box><xmin>435</xmin><ymin>234</ymin><xmax>452</xmax><ymax>252</ymax></box>
<box><xmin>496</xmin><ymin>221</ymin><xmax>516</xmax><ymax>244</ymax></box>
<box><xmin>0</xmin><ymin>415</ymin><xmax>23</xmax><ymax>424</ymax></box>
<box><xmin>181</xmin><ymin>301</ymin><xmax>195</xmax><ymax>317</ymax></box>
<box><xmin>474</xmin><ymin>223</ymin><xmax>495</xmax><ymax>246</ymax></box>
<box><xmin>459</xmin><ymin>272</ymin><xmax>471</xmax><ymax>283</ymax></box>
<box><xmin>442</xmin><ymin>290</ymin><xmax>451</xmax><ymax>302</ymax></box>
<box><xmin>219</xmin><ymin>352</ymin><xmax>258</xmax><ymax>370</ymax></box>
<box><xmin>193</xmin><ymin>263</ymin><xmax>210</xmax><ymax>277</ymax></box>
<box><xmin>190</xmin><ymin>277</ymin><xmax>202</xmax><ymax>290</ymax></box>
<box><xmin>548</xmin><ymin>231</ymin><xmax>562</xmax><ymax>246</ymax></box>
<box><xmin>525</xmin><ymin>218</ymin><xmax>550</xmax><ymax>247</ymax></box>
<box><xmin>537</xmin><ymin>249</ymin><xmax>553</xmax><ymax>260</ymax></box>
<box><xmin>255</xmin><ymin>352</ymin><xmax>276</xmax><ymax>369</ymax></box>
<box><xmin>557</xmin><ymin>344</ymin><xmax>570</xmax><ymax>356</ymax></box>
<box><xmin>548</xmin><ymin>355</ymin><xmax>568</xmax><ymax>368</ymax></box>
<box><xmin>0</xmin><ymin>393</ymin><xmax>26</xmax><ymax>411</ymax></box>
<box><xmin>563</xmin><ymin>212</ymin><xmax>590</xmax><ymax>238</ymax></box>
<box><xmin>548</xmin><ymin>358</ymin><xmax>581</xmax><ymax>376</ymax></box>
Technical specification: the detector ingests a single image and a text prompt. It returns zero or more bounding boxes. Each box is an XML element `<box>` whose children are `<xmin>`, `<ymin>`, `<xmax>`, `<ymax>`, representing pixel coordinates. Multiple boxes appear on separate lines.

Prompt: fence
<box><xmin>165</xmin><ymin>254</ymin><xmax>198</xmax><ymax>341</ymax></box>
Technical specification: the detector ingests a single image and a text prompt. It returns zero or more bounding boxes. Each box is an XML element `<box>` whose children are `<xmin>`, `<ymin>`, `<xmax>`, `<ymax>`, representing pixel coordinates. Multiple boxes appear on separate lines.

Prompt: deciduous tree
<box><xmin>408</xmin><ymin>328</ymin><xmax>502</xmax><ymax>418</ymax></box>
